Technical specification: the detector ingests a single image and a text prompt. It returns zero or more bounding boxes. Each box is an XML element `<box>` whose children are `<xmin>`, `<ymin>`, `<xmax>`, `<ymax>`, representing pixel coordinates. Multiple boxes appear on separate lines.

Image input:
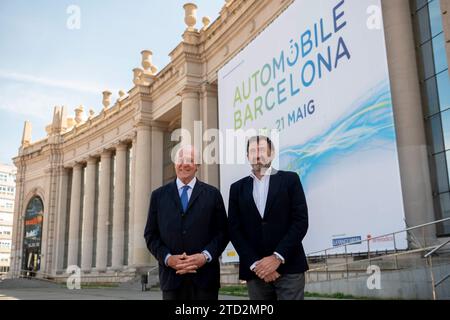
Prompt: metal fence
<box><xmin>305</xmin><ymin>217</ymin><xmax>450</xmax><ymax>299</ymax></box>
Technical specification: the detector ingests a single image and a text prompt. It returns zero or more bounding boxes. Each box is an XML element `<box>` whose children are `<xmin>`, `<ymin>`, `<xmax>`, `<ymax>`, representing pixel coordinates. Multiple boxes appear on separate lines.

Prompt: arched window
<box><xmin>23</xmin><ymin>196</ymin><xmax>44</xmax><ymax>273</ymax></box>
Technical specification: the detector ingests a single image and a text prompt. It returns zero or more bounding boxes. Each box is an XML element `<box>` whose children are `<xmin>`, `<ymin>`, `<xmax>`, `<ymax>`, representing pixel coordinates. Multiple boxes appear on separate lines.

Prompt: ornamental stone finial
<box><xmin>183</xmin><ymin>3</ymin><xmax>198</xmax><ymax>31</ymax></box>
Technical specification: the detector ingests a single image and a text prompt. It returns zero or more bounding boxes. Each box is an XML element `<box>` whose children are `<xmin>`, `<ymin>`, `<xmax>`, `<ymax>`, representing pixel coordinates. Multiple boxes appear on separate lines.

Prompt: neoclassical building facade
<box><xmin>9</xmin><ymin>0</ymin><xmax>450</xmax><ymax>281</ymax></box>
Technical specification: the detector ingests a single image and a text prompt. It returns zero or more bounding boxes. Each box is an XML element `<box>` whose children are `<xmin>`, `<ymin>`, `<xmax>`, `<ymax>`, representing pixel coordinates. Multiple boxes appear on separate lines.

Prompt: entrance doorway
<box><xmin>22</xmin><ymin>196</ymin><xmax>44</xmax><ymax>275</ymax></box>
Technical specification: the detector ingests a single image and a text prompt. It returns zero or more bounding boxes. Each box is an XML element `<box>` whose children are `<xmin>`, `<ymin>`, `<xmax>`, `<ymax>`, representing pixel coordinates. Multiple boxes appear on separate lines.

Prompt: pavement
<box><xmin>0</xmin><ymin>278</ymin><xmax>246</xmax><ymax>300</ymax></box>
<box><xmin>0</xmin><ymin>278</ymin><xmax>336</xmax><ymax>300</ymax></box>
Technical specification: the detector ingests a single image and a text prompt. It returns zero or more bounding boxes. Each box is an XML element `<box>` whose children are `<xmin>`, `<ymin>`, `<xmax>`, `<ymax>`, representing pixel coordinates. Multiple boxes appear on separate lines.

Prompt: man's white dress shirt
<box><xmin>249</xmin><ymin>167</ymin><xmax>285</xmax><ymax>270</ymax></box>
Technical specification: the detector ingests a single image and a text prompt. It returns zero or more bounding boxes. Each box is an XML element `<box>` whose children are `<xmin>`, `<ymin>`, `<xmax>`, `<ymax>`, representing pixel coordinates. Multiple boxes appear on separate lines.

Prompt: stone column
<box><xmin>9</xmin><ymin>179</ymin><xmax>20</xmax><ymax>275</ymax></box>
<box><xmin>95</xmin><ymin>150</ymin><xmax>112</xmax><ymax>272</ymax></box>
<box><xmin>112</xmin><ymin>143</ymin><xmax>128</xmax><ymax>270</ymax></box>
<box><xmin>67</xmin><ymin>163</ymin><xmax>83</xmax><ymax>267</ymax></box>
<box><xmin>181</xmin><ymin>89</ymin><xmax>201</xmax><ymax>148</ymax></box>
<box><xmin>128</xmin><ymin>136</ymin><xmax>137</xmax><ymax>267</ymax></box>
<box><xmin>201</xmin><ymin>83</ymin><xmax>219</xmax><ymax>188</ymax></box>
<box><xmin>16</xmin><ymin>166</ymin><xmax>26</xmax><ymax>276</ymax></box>
<box><xmin>53</xmin><ymin>167</ymin><xmax>69</xmax><ymax>273</ymax></box>
<box><xmin>382</xmin><ymin>0</ymin><xmax>436</xmax><ymax>244</ymax></box>
<box><xmin>151</xmin><ymin>127</ymin><xmax>164</xmax><ymax>191</ymax></box>
<box><xmin>132</xmin><ymin>126</ymin><xmax>153</xmax><ymax>267</ymax></box>
<box><xmin>39</xmin><ymin>169</ymin><xmax>51</xmax><ymax>274</ymax></box>
<box><xmin>81</xmin><ymin>157</ymin><xmax>97</xmax><ymax>272</ymax></box>
<box><xmin>147</xmin><ymin>126</ymin><xmax>165</xmax><ymax>267</ymax></box>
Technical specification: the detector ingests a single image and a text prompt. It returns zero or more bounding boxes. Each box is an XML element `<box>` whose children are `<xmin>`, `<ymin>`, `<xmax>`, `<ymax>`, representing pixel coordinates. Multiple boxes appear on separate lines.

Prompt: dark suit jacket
<box><xmin>144</xmin><ymin>179</ymin><xmax>228</xmax><ymax>291</ymax></box>
<box><xmin>228</xmin><ymin>170</ymin><xmax>309</xmax><ymax>280</ymax></box>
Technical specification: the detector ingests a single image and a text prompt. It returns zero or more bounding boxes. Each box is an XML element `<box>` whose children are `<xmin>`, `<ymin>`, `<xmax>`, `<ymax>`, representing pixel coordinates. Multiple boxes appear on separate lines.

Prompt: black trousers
<box><xmin>247</xmin><ymin>273</ymin><xmax>305</xmax><ymax>300</ymax></box>
<box><xmin>162</xmin><ymin>276</ymin><xmax>219</xmax><ymax>300</ymax></box>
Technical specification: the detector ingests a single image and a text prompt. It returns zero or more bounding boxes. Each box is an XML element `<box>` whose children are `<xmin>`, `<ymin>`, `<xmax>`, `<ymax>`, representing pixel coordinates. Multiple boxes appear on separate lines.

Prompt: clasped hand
<box><xmin>253</xmin><ymin>255</ymin><xmax>281</xmax><ymax>283</ymax></box>
<box><xmin>168</xmin><ymin>252</ymin><xmax>207</xmax><ymax>275</ymax></box>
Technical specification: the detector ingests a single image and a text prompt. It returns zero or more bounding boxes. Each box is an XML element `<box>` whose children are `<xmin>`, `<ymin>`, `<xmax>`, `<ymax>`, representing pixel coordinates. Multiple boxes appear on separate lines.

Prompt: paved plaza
<box><xmin>0</xmin><ymin>278</ymin><xmax>247</xmax><ymax>300</ymax></box>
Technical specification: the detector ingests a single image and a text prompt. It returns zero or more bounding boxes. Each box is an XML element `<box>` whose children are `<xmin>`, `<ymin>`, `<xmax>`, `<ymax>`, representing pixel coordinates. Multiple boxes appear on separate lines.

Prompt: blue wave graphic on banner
<box><xmin>280</xmin><ymin>81</ymin><xmax>396</xmax><ymax>187</ymax></box>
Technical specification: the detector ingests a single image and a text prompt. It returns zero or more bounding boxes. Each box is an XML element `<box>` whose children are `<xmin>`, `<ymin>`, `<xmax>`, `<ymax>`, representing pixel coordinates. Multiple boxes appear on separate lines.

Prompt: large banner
<box><xmin>218</xmin><ymin>0</ymin><xmax>407</xmax><ymax>261</ymax></box>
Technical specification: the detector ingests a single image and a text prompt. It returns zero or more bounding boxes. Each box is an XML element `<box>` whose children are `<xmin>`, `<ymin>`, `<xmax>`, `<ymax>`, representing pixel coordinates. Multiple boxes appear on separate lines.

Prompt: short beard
<box><xmin>251</xmin><ymin>161</ymin><xmax>272</xmax><ymax>173</ymax></box>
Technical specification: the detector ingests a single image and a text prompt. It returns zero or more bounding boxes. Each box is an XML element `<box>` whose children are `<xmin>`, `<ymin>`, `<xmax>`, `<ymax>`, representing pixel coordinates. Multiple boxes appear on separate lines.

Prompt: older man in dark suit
<box><xmin>144</xmin><ymin>145</ymin><xmax>228</xmax><ymax>300</ymax></box>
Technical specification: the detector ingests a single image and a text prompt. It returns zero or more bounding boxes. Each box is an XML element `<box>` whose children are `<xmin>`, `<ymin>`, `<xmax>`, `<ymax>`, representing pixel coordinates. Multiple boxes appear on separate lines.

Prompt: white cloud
<box><xmin>0</xmin><ymin>69</ymin><xmax>112</xmax><ymax>94</ymax></box>
<box><xmin>0</xmin><ymin>70</ymin><xmax>121</xmax><ymax>121</ymax></box>
<box><xmin>0</xmin><ymin>89</ymin><xmax>66</xmax><ymax>120</ymax></box>
<box><xmin>0</xmin><ymin>82</ymin><xmax>105</xmax><ymax>124</ymax></box>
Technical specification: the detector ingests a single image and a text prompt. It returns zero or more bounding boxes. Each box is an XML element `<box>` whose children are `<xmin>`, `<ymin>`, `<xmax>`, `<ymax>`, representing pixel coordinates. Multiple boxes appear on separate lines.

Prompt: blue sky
<box><xmin>0</xmin><ymin>0</ymin><xmax>223</xmax><ymax>165</ymax></box>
